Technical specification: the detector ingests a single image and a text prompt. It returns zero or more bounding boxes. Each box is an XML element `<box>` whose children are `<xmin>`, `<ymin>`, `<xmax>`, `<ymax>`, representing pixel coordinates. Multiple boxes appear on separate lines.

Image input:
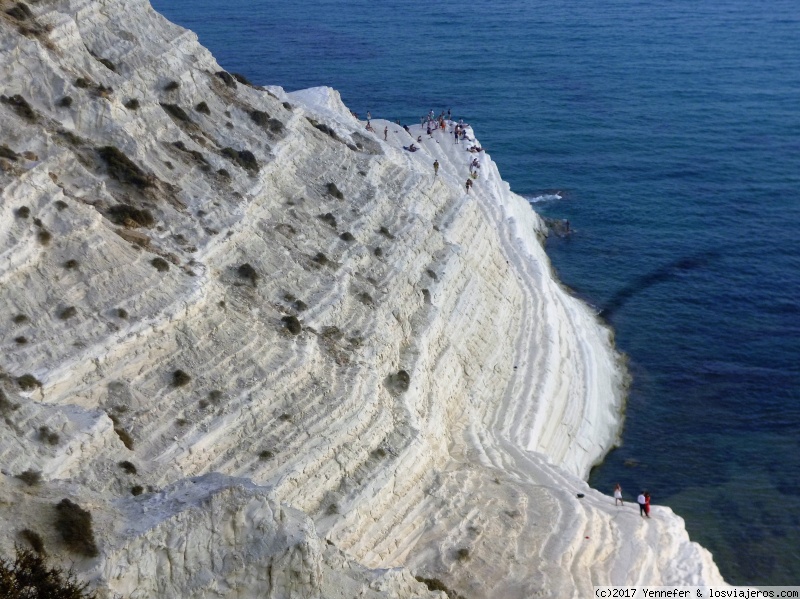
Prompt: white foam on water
<box><xmin>524</xmin><ymin>192</ymin><xmax>563</xmax><ymax>203</ymax></box>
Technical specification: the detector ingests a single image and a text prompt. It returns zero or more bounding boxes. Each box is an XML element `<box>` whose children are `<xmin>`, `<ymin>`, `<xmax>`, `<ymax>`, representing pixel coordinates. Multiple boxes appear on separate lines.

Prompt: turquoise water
<box><xmin>151</xmin><ymin>0</ymin><xmax>800</xmax><ymax>584</ymax></box>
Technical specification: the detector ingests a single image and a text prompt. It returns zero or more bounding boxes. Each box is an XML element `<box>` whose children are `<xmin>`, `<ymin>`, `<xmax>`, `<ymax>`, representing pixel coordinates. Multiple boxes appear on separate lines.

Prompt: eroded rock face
<box><xmin>0</xmin><ymin>1</ymin><xmax>724</xmax><ymax>597</ymax></box>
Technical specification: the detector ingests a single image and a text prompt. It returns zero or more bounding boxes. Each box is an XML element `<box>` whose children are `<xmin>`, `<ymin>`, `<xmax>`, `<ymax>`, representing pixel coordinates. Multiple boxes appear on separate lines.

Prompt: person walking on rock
<box><xmin>433</xmin><ymin>160</ymin><xmax>439</xmax><ymax>176</ymax></box>
<box><xmin>465</xmin><ymin>178</ymin><xmax>473</xmax><ymax>194</ymax></box>
<box><xmin>614</xmin><ymin>483</ymin><xmax>623</xmax><ymax>506</ymax></box>
<box><xmin>454</xmin><ymin>126</ymin><xmax>460</xmax><ymax>145</ymax></box>
<box><xmin>644</xmin><ymin>492</ymin><xmax>651</xmax><ymax>518</ymax></box>
<box><xmin>384</xmin><ymin>126</ymin><xmax>388</xmax><ymax>141</ymax></box>
<box><xmin>637</xmin><ymin>492</ymin><xmax>648</xmax><ymax>517</ymax></box>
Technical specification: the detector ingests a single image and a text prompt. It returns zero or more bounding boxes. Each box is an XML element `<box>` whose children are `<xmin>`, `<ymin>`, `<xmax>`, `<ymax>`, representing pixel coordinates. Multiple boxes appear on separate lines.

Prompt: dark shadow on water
<box><xmin>599</xmin><ymin>248</ymin><xmax>722</xmax><ymax>320</ymax></box>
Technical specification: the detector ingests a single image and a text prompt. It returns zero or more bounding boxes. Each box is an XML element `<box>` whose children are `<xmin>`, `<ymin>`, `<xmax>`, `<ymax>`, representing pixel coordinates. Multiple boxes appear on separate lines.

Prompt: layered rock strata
<box><xmin>0</xmin><ymin>0</ymin><xmax>725</xmax><ymax>597</ymax></box>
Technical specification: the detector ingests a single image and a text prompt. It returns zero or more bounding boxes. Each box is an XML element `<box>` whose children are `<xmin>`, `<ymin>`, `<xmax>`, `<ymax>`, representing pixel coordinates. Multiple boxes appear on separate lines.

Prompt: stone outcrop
<box><xmin>0</xmin><ymin>0</ymin><xmax>724</xmax><ymax>597</ymax></box>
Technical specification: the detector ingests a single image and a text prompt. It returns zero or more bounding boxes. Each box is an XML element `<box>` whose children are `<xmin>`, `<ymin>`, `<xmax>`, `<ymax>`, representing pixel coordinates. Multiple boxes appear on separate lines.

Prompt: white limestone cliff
<box><xmin>0</xmin><ymin>0</ymin><xmax>725</xmax><ymax>597</ymax></box>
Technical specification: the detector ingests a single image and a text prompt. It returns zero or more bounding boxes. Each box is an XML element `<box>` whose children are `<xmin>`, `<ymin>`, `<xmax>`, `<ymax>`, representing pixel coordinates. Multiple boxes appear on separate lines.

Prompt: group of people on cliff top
<box><xmin>614</xmin><ymin>483</ymin><xmax>653</xmax><ymax>518</ymax></box>
<box><xmin>362</xmin><ymin>108</ymin><xmax>488</xmax><ymax>197</ymax></box>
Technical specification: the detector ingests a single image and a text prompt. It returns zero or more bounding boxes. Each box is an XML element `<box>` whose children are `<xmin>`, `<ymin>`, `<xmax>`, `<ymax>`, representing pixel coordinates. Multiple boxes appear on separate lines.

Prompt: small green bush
<box><xmin>326</xmin><ymin>182</ymin><xmax>344</xmax><ymax>199</ymax></box>
<box><xmin>164</xmin><ymin>81</ymin><xmax>180</xmax><ymax>91</ymax></box>
<box><xmin>151</xmin><ymin>257</ymin><xmax>169</xmax><ymax>272</ymax></box>
<box><xmin>160</xmin><ymin>103</ymin><xmax>191</xmax><ymax>123</ymax></box>
<box><xmin>58</xmin><ymin>306</ymin><xmax>77</xmax><ymax>320</ymax></box>
<box><xmin>231</xmin><ymin>72</ymin><xmax>253</xmax><ymax>85</ymax></box>
<box><xmin>236</xmin><ymin>262</ymin><xmax>258</xmax><ymax>284</ymax></box>
<box><xmin>37</xmin><ymin>230</ymin><xmax>52</xmax><ymax>245</ymax></box>
<box><xmin>15</xmin><ymin>206</ymin><xmax>30</xmax><ymax>218</ymax></box>
<box><xmin>216</xmin><ymin>71</ymin><xmax>236</xmax><ymax>88</ymax></box>
<box><xmin>258</xmin><ymin>450</ymin><xmax>274</xmax><ymax>460</ymax></box>
<box><xmin>13</xmin><ymin>314</ymin><xmax>29</xmax><ymax>323</ymax></box>
<box><xmin>379</xmin><ymin>226</ymin><xmax>395</xmax><ymax>239</ymax></box>
<box><xmin>318</xmin><ymin>212</ymin><xmax>337</xmax><ymax>228</ymax></box>
<box><xmin>17</xmin><ymin>374</ymin><xmax>42</xmax><ymax>390</ymax></box>
<box><xmin>221</xmin><ymin>147</ymin><xmax>259</xmax><ymax>173</ymax></box>
<box><xmin>14</xmin><ymin>336</ymin><xmax>28</xmax><ymax>345</ymax></box>
<box><xmin>0</xmin><ymin>144</ymin><xmax>19</xmax><ymax>161</ymax></box>
<box><xmin>97</xmin><ymin>57</ymin><xmax>116</xmax><ymax>72</ymax></box>
<box><xmin>63</xmin><ymin>259</ymin><xmax>79</xmax><ymax>269</ymax></box>
<box><xmin>195</xmin><ymin>101</ymin><xmax>210</xmax><ymax>115</ymax></box>
<box><xmin>282</xmin><ymin>315</ymin><xmax>301</xmax><ymax>335</ymax></box>
<box><xmin>54</xmin><ymin>200</ymin><xmax>68</xmax><ymax>210</ymax></box>
<box><xmin>6</xmin><ymin>2</ymin><xmax>34</xmax><ymax>21</ymax></box>
<box><xmin>130</xmin><ymin>485</ymin><xmax>144</xmax><ymax>496</ymax></box>
<box><xmin>98</xmin><ymin>146</ymin><xmax>152</xmax><ymax>188</ymax></box>
<box><xmin>15</xmin><ymin>469</ymin><xmax>41</xmax><ymax>486</ymax></box>
<box><xmin>58</xmin><ymin>96</ymin><xmax>73</xmax><ymax>108</ymax></box>
<box><xmin>107</xmin><ymin>204</ymin><xmax>154</xmax><ymax>227</ymax></box>
<box><xmin>123</xmin><ymin>98</ymin><xmax>140</xmax><ymax>110</ymax></box>
<box><xmin>1</xmin><ymin>94</ymin><xmax>37</xmax><ymax>122</ymax></box>
<box><xmin>116</xmin><ymin>308</ymin><xmax>128</xmax><ymax>319</ymax></box>
<box><xmin>208</xmin><ymin>390</ymin><xmax>223</xmax><ymax>403</ymax></box>
<box><xmin>0</xmin><ymin>547</ymin><xmax>99</xmax><ymax>598</ymax></box>
<box><xmin>249</xmin><ymin>110</ymin><xmax>284</xmax><ymax>134</ymax></box>
<box><xmin>38</xmin><ymin>425</ymin><xmax>60</xmax><ymax>445</ymax></box>
<box><xmin>282</xmin><ymin>102</ymin><xmax>292</xmax><ymax>111</ymax></box>
<box><xmin>373</xmin><ymin>247</ymin><xmax>383</xmax><ymax>257</ymax></box>
<box><xmin>172</xmin><ymin>369</ymin><xmax>191</xmax><ymax>387</ymax></box>
<box><xmin>312</xmin><ymin>252</ymin><xmax>330</xmax><ymax>266</ymax></box>
<box><xmin>75</xmin><ymin>77</ymin><xmax>91</xmax><ymax>89</ymax></box>
<box><xmin>54</xmin><ymin>498</ymin><xmax>99</xmax><ymax>557</ymax></box>
<box><xmin>339</xmin><ymin>232</ymin><xmax>355</xmax><ymax>242</ymax></box>
<box><xmin>19</xmin><ymin>529</ymin><xmax>45</xmax><ymax>554</ymax></box>
<box><xmin>118</xmin><ymin>460</ymin><xmax>137</xmax><ymax>474</ymax></box>
<box><xmin>217</xmin><ymin>168</ymin><xmax>230</xmax><ymax>179</ymax></box>
<box><xmin>456</xmin><ymin>548</ymin><xmax>470</xmax><ymax>561</ymax></box>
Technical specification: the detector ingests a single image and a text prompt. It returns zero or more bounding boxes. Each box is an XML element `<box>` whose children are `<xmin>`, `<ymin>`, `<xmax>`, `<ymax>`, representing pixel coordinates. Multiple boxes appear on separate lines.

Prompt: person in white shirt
<box><xmin>614</xmin><ymin>483</ymin><xmax>623</xmax><ymax>506</ymax></box>
<box><xmin>637</xmin><ymin>492</ymin><xmax>647</xmax><ymax>517</ymax></box>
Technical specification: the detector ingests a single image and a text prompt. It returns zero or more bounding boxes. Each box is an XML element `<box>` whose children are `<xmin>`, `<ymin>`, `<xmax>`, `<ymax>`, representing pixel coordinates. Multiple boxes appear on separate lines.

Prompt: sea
<box><xmin>150</xmin><ymin>0</ymin><xmax>800</xmax><ymax>585</ymax></box>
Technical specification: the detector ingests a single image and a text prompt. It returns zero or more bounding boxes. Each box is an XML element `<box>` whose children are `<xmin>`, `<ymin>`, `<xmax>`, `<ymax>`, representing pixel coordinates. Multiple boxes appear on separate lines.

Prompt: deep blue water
<box><xmin>150</xmin><ymin>0</ymin><xmax>800</xmax><ymax>584</ymax></box>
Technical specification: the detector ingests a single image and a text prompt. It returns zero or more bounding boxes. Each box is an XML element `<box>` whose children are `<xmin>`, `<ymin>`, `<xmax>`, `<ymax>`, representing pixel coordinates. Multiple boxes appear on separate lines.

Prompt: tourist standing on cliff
<box><xmin>614</xmin><ymin>483</ymin><xmax>623</xmax><ymax>506</ymax></box>
<box><xmin>384</xmin><ymin>126</ymin><xmax>388</xmax><ymax>141</ymax></box>
<box><xmin>465</xmin><ymin>178</ymin><xmax>472</xmax><ymax>194</ymax></box>
<box><xmin>433</xmin><ymin>160</ymin><xmax>439</xmax><ymax>176</ymax></box>
<box><xmin>644</xmin><ymin>492</ymin><xmax>651</xmax><ymax>518</ymax></box>
<box><xmin>454</xmin><ymin>126</ymin><xmax>460</xmax><ymax>145</ymax></box>
<box><xmin>637</xmin><ymin>492</ymin><xmax>648</xmax><ymax>517</ymax></box>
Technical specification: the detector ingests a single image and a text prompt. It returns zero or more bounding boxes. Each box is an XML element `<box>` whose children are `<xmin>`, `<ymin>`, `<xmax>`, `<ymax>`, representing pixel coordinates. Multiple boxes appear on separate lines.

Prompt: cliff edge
<box><xmin>0</xmin><ymin>0</ymin><xmax>724</xmax><ymax>597</ymax></box>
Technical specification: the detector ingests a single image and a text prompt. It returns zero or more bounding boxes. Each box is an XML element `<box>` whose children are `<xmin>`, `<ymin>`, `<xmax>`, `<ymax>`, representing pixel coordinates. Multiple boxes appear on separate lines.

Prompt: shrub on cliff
<box><xmin>97</xmin><ymin>146</ymin><xmax>153</xmax><ymax>189</ymax></box>
<box><xmin>5</xmin><ymin>2</ymin><xmax>34</xmax><ymax>21</ymax></box>
<box><xmin>326</xmin><ymin>182</ymin><xmax>344</xmax><ymax>200</ymax></box>
<box><xmin>107</xmin><ymin>204</ymin><xmax>155</xmax><ymax>228</ymax></box>
<box><xmin>236</xmin><ymin>263</ymin><xmax>258</xmax><ymax>285</ymax></box>
<box><xmin>221</xmin><ymin>147</ymin><xmax>259</xmax><ymax>173</ymax></box>
<box><xmin>17</xmin><ymin>374</ymin><xmax>42</xmax><ymax>391</ymax></box>
<box><xmin>19</xmin><ymin>529</ymin><xmax>45</xmax><ymax>554</ymax></box>
<box><xmin>0</xmin><ymin>145</ymin><xmax>19</xmax><ymax>161</ymax></box>
<box><xmin>54</xmin><ymin>499</ymin><xmax>99</xmax><ymax>558</ymax></box>
<box><xmin>215</xmin><ymin>71</ymin><xmax>236</xmax><ymax>88</ymax></box>
<box><xmin>0</xmin><ymin>547</ymin><xmax>98</xmax><ymax>598</ymax></box>
<box><xmin>150</xmin><ymin>257</ymin><xmax>169</xmax><ymax>272</ymax></box>
<box><xmin>160</xmin><ymin>103</ymin><xmax>192</xmax><ymax>123</ymax></box>
<box><xmin>172</xmin><ymin>369</ymin><xmax>191</xmax><ymax>387</ymax></box>
<box><xmin>195</xmin><ymin>101</ymin><xmax>211</xmax><ymax>115</ymax></box>
<box><xmin>250</xmin><ymin>110</ymin><xmax>284</xmax><ymax>134</ymax></box>
<box><xmin>1</xmin><ymin>94</ymin><xmax>37</xmax><ymax>122</ymax></box>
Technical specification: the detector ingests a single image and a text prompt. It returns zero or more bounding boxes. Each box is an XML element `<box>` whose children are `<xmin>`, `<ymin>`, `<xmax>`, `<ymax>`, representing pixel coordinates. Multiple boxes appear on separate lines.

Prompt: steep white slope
<box><xmin>0</xmin><ymin>1</ymin><xmax>724</xmax><ymax>597</ymax></box>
